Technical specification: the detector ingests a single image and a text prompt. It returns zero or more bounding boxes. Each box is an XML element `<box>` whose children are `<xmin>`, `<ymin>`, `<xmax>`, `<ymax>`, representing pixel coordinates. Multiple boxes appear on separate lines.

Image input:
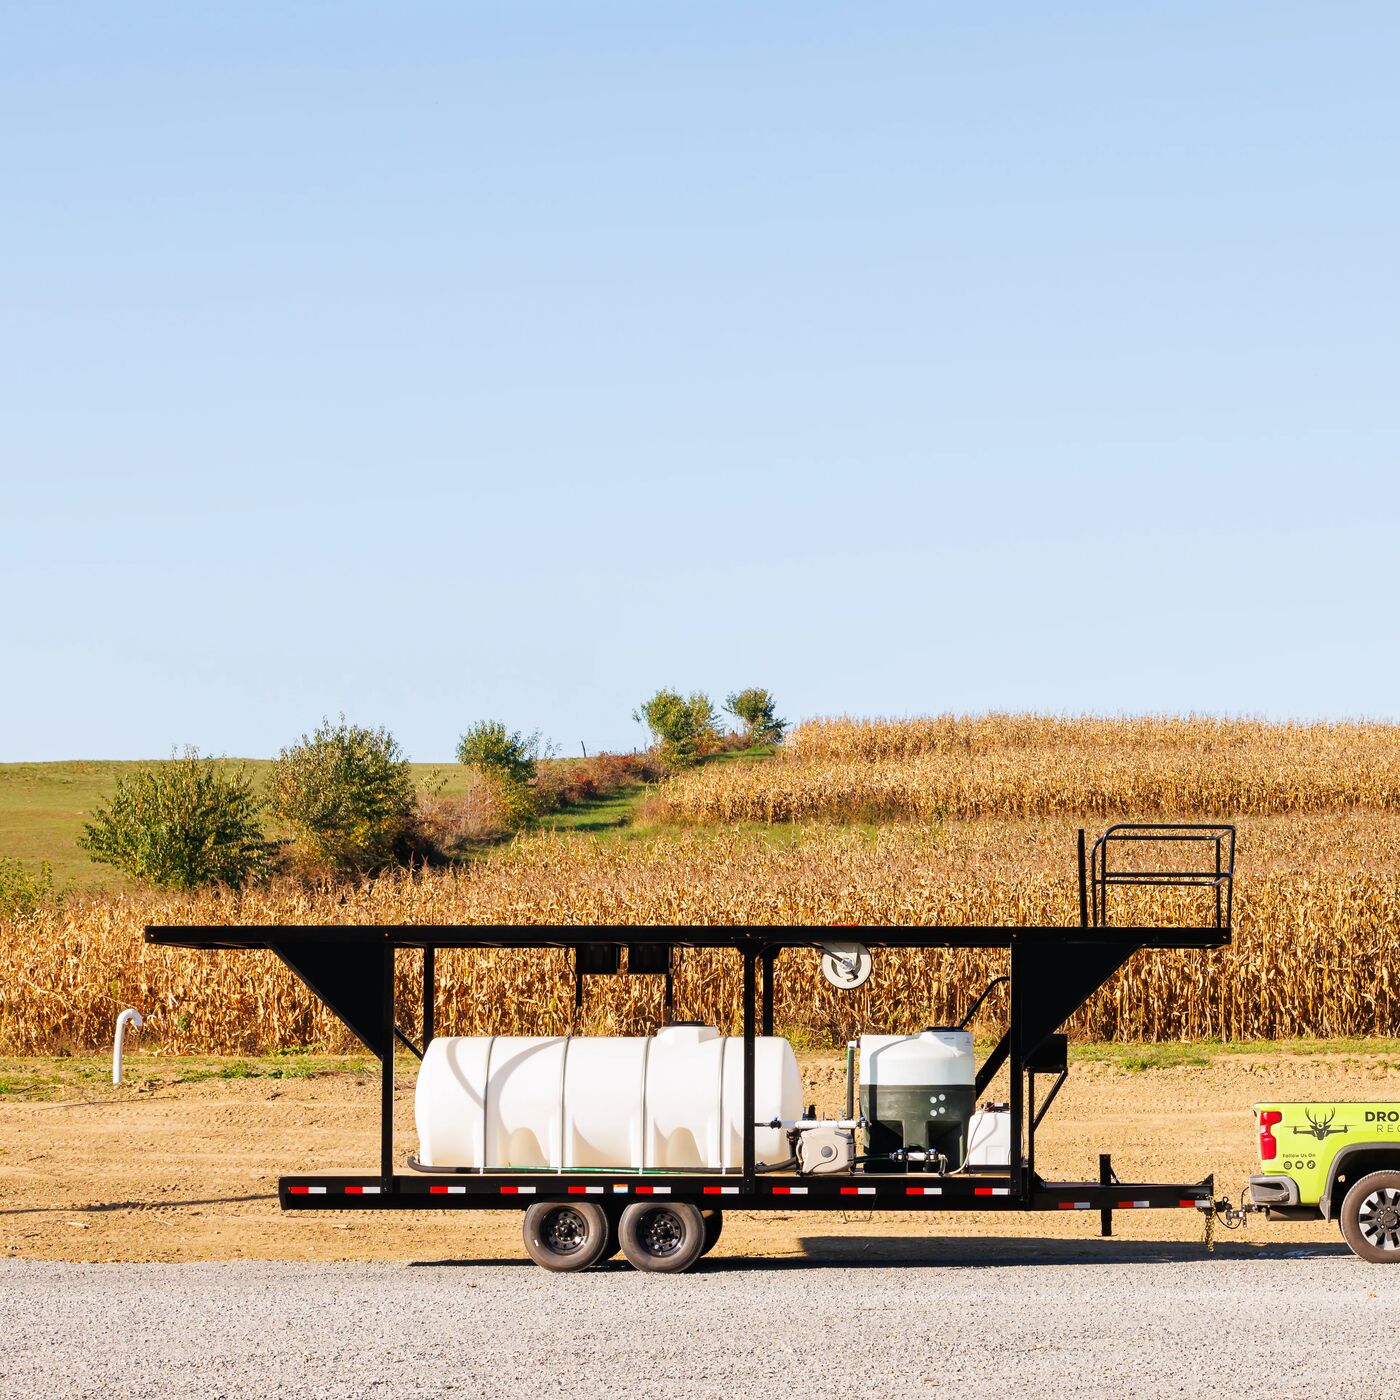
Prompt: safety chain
<box><xmin>1206</xmin><ymin>1185</ymin><xmax>1266</xmax><ymax>1251</ymax></box>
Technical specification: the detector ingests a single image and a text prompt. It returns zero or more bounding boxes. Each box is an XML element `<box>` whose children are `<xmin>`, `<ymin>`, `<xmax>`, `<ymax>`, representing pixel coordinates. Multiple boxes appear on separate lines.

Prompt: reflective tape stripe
<box><xmin>974</xmin><ymin>1187</ymin><xmax>1009</xmax><ymax>1196</ymax></box>
<box><xmin>1057</xmin><ymin>1201</ymin><xmax>1092</xmax><ymax>1210</ymax></box>
<box><xmin>906</xmin><ymin>1186</ymin><xmax>942</xmax><ymax>1196</ymax></box>
<box><xmin>1181</xmin><ymin>1199</ymin><xmax>1205</xmax><ymax>1209</ymax></box>
<box><xmin>1116</xmin><ymin>1200</ymin><xmax>1151</xmax><ymax>1209</ymax></box>
<box><xmin>500</xmin><ymin>1186</ymin><xmax>536</xmax><ymax>1195</ymax></box>
<box><xmin>635</xmin><ymin>1186</ymin><xmax>670</xmax><ymax>1195</ymax></box>
<box><xmin>567</xmin><ymin>1186</ymin><xmax>605</xmax><ymax>1195</ymax></box>
<box><xmin>288</xmin><ymin>1185</ymin><xmax>326</xmax><ymax>1195</ymax></box>
<box><xmin>840</xmin><ymin>1187</ymin><xmax>875</xmax><ymax>1196</ymax></box>
<box><xmin>703</xmin><ymin>1187</ymin><xmax>739</xmax><ymax>1195</ymax></box>
<box><xmin>344</xmin><ymin>1186</ymin><xmax>381</xmax><ymax>1195</ymax></box>
<box><xmin>772</xmin><ymin>1186</ymin><xmax>808</xmax><ymax>1196</ymax></box>
<box><xmin>430</xmin><ymin>1185</ymin><xmax>466</xmax><ymax>1195</ymax></box>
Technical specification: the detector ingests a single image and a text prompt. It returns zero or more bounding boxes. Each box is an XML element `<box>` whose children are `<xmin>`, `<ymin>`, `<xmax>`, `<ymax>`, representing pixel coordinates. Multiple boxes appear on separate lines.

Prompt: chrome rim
<box><xmin>541</xmin><ymin>1207</ymin><xmax>589</xmax><ymax>1255</ymax></box>
<box><xmin>637</xmin><ymin>1207</ymin><xmax>684</xmax><ymax>1257</ymax></box>
<box><xmin>1358</xmin><ymin>1189</ymin><xmax>1400</xmax><ymax>1249</ymax></box>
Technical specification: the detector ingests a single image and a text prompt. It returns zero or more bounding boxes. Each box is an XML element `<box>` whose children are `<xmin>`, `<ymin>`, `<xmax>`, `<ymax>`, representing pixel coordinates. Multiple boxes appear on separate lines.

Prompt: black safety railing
<box><xmin>1084</xmin><ymin>823</ymin><xmax>1236</xmax><ymax>931</ymax></box>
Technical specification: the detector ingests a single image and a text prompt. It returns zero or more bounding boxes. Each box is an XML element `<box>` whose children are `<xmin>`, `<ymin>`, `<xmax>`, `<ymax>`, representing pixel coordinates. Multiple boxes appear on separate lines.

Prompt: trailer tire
<box><xmin>522</xmin><ymin>1202</ymin><xmax>611</xmax><ymax>1271</ymax></box>
<box><xmin>618</xmin><ymin>1201</ymin><xmax>707</xmax><ymax>1273</ymax></box>
<box><xmin>1340</xmin><ymin>1172</ymin><xmax>1400</xmax><ymax>1263</ymax></box>
<box><xmin>700</xmin><ymin>1209</ymin><xmax>723</xmax><ymax>1256</ymax></box>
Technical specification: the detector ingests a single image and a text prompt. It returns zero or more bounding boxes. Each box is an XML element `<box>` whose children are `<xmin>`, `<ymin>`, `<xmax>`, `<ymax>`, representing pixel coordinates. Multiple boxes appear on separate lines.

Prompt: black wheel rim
<box><xmin>541</xmin><ymin>1206</ymin><xmax>589</xmax><ymax>1255</ymax></box>
<box><xmin>637</xmin><ymin>1207</ymin><xmax>685</xmax><ymax>1257</ymax></box>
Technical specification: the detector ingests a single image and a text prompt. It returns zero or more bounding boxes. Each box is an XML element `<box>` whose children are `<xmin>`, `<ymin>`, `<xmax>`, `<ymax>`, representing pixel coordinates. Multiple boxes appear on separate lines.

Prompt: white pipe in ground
<box><xmin>112</xmin><ymin>1009</ymin><xmax>144</xmax><ymax>1084</ymax></box>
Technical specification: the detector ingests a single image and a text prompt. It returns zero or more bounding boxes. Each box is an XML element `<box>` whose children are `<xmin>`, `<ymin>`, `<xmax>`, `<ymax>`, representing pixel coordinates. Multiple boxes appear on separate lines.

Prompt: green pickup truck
<box><xmin>1252</xmin><ymin>1101</ymin><xmax>1400</xmax><ymax>1261</ymax></box>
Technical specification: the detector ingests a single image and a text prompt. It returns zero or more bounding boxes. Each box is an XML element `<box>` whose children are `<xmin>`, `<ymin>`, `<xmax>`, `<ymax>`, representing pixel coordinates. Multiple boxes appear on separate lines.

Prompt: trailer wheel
<box><xmin>618</xmin><ymin>1201</ymin><xmax>707</xmax><ymax>1273</ymax></box>
<box><xmin>1340</xmin><ymin>1172</ymin><xmax>1400</xmax><ymax>1263</ymax></box>
<box><xmin>522</xmin><ymin>1202</ymin><xmax>610</xmax><ymax>1272</ymax></box>
<box><xmin>700</xmin><ymin>1209</ymin><xmax>723</xmax><ymax>1257</ymax></box>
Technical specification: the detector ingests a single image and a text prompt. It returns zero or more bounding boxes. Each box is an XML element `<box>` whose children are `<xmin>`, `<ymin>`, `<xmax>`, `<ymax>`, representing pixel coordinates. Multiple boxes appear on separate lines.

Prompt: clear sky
<box><xmin>2</xmin><ymin>3</ymin><xmax>1396</xmax><ymax>761</ymax></box>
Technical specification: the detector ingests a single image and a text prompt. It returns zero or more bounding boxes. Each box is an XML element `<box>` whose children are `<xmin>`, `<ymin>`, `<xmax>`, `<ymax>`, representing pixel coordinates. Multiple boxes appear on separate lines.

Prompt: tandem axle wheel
<box><xmin>521</xmin><ymin>1201</ymin><xmax>722</xmax><ymax>1272</ymax></box>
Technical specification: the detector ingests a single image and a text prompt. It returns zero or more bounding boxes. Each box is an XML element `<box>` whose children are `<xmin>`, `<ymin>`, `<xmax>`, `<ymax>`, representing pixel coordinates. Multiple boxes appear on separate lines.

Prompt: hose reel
<box><xmin>818</xmin><ymin>941</ymin><xmax>872</xmax><ymax>990</ymax></box>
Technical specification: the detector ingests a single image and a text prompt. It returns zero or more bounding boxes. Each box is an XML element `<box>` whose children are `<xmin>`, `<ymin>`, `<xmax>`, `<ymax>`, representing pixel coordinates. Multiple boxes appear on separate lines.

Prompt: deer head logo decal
<box><xmin>1293</xmin><ymin>1107</ymin><xmax>1348</xmax><ymax>1142</ymax></box>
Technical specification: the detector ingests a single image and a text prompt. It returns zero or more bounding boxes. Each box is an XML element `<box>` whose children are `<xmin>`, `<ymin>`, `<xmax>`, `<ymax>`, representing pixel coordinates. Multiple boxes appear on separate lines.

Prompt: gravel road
<box><xmin>1</xmin><ymin>1241</ymin><xmax>1390</xmax><ymax>1399</ymax></box>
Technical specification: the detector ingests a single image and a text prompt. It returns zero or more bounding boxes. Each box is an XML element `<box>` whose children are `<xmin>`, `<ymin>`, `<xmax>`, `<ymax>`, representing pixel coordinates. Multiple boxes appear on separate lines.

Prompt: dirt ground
<box><xmin>6</xmin><ymin>1051</ymin><xmax>1399</xmax><ymax>1264</ymax></box>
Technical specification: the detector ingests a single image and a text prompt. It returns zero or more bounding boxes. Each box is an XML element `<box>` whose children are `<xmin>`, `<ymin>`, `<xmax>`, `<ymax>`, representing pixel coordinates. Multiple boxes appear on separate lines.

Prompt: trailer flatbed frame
<box><xmin>145</xmin><ymin>824</ymin><xmax>1234</xmax><ymax>1235</ymax></box>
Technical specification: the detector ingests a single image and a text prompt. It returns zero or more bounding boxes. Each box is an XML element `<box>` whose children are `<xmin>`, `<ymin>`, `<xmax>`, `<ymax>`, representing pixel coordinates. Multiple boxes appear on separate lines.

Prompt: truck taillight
<box><xmin>1258</xmin><ymin>1110</ymin><xmax>1282</xmax><ymax>1161</ymax></box>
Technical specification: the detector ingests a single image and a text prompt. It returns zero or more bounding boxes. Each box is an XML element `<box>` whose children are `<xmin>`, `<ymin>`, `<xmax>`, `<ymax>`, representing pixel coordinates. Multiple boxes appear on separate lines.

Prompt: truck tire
<box><xmin>1339</xmin><ymin>1172</ymin><xmax>1400</xmax><ymax>1263</ymax></box>
<box><xmin>522</xmin><ymin>1201</ymin><xmax>611</xmax><ymax>1271</ymax></box>
<box><xmin>701</xmin><ymin>1209</ymin><xmax>723</xmax><ymax>1256</ymax></box>
<box><xmin>618</xmin><ymin>1201</ymin><xmax>707</xmax><ymax>1273</ymax></box>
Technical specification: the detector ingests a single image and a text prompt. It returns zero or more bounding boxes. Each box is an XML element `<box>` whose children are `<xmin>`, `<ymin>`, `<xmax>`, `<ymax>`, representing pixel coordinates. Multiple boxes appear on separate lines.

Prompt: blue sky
<box><xmin>2</xmin><ymin>3</ymin><xmax>1396</xmax><ymax>761</ymax></box>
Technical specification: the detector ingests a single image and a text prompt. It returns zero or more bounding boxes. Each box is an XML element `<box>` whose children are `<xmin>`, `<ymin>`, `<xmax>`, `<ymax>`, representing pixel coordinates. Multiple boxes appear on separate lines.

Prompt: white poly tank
<box><xmin>859</xmin><ymin>1029</ymin><xmax>975</xmax><ymax>1089</ymax></box>
<box><xmin>415</xmin><ymin>1024</ymin><xmax>801</xmax><ymax>1173</ymax></box>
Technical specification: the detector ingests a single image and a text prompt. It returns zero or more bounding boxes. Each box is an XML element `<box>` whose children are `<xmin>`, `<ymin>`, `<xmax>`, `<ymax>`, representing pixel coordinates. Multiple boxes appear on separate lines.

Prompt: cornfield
<box><xmin>5</xmin><ymin>810</ymin><xmax>1400</xmax><ymax>1053</ymax></box>
<box><xmin>659</xmin><ymin>714</ymin><xmax>1400</xmax><ymax>824</ymax></box>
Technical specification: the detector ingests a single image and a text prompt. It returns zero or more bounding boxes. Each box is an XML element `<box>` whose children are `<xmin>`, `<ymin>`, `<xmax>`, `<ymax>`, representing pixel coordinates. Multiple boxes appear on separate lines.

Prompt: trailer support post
<box><xmin>743</xmin><ymin>947</ymin><xmax>756</xmax><ymax>1186</ymax></box>
<box><xmin>1077</xmin><ymin>828</ymin><xmax>1089</xmax><ymax>928</ymax></box>
<box><xmin>1026</xmin><ymin>1072</ymin><xmax>1036</xmax><ymax>1183</ymax></box>
<box><xmin>381</xmin><ymin>942</ymin><xmax>395</xmax><ymax>1188</ymax></box>
<box><xmin>1009</xmin><ymin>954</ymin><xmax>1026</xmax><ymax>1199</ymax></box>
<box><xmin>422</xmin><ymin>945</ymin><xmax>435</xmax><ymax>1047</ymax></box>
<box><xmin>1099</xmin><ymin>1152</ymin><xmax>1113</xmax><ymax>1237</ymax></box>
<box><xmin>760</xmin><ymin>950</ymin><xmax>775</xmax><ymax>1037</ymax></box>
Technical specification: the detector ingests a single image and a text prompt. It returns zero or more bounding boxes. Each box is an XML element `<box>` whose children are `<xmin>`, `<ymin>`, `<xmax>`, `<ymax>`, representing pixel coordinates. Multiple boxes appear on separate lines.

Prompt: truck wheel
<box><xmin>618</xmin><ymin>1201</ymin><xmax>707</xmax><ymax>1273</ymax></box>
<box><xmin>701</xmin><ymin>1209</ymin><xmax>723</xmax><ymax>1257</ymax></box>
<box><xmin>1340</xmin><ymin>1172</ymin><xmax>1400</xmax><ymax>1263</ymax></box>
<box><xmin>522</xmin><ymin>1202</ymin><xmax>610</xmax><ymax>1271</ymax></box>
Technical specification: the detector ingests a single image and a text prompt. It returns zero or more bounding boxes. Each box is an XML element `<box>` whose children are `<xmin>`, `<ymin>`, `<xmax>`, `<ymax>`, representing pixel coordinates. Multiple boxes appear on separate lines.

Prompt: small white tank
<box><xmin>859</xmin><ymin>1029</ymin><xmax>977</xmax><ymax>1167</ymax></box>
<box><xmin>415</xmin><ymin>1025</ymin><xmax>801</xmax><ymax>1172</ymax></box>
<box><xmin>859</xmin><ymin>1029</ymin><xmax>975</xmax><ymax>1087</ymax></box>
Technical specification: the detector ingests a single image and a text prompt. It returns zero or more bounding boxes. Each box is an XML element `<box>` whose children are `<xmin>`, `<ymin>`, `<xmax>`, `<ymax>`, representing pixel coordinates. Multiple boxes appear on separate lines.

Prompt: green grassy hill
<box><xmin>0</xmin><ymin>760</ymin><xmax>475</xmax><ymax>892</ymax></box>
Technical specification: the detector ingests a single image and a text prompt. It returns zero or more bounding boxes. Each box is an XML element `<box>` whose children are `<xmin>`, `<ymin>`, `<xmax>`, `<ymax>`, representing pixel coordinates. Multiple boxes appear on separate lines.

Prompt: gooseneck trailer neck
<box><xmin>144</xmin><ymin>823</ymin><xmax>1235</xmax><ymax>1234</ymax></box>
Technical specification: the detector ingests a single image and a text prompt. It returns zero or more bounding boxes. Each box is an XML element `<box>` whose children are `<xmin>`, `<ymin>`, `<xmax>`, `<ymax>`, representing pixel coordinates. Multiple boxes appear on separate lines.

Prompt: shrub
<box><xmin>0</xmin><ymin>858</ymin><xmax>59</xmax><ymax>919</ymax></box>
<box><xmin>412</xmin><ymin>770</ymin><xmax>532</xmax><ymax>854</ymax></box>
<box><xmin>534</xmin><ymin>753</ymin><xmax>653</xmax><ymax>812</ymax></box>
<box><xmin>79</xmin><ymin>751</ymin><xmax>271</xmax><ymax>890</ymax></box>
<box><xmin>270</xmin><ymin>718</ymin><xmax>415</xmax><ymax>874</ymax></box>
<box><xmin>633</xmin><ymin>690</ymin><xmax>721</xmax><ymax>767</ymax></box>
<box><xmin>455</xmin><ymin>721</ymin><xmax>543</xmax><ymax>784</ymax></box>
<box><xmin>724</xmin><ymin>688</ymin><xmax>787</xmax><ymax>747</ymax></box>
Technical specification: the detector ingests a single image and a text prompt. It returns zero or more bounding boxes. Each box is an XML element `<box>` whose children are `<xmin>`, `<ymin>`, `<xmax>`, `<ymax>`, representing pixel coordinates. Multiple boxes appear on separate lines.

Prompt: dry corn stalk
<box><xmin>4</xmin><ymin>812</ymin><xmax>1399</xmax><ymax>1053</ymax></box>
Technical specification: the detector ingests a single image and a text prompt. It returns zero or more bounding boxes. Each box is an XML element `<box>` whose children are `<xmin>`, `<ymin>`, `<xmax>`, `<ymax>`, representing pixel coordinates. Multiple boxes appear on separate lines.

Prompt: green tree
<box><xmin>270</xmin><ymin>718</ymin><xmax>415</xmax><ymax>874</ymax></box>
<box><xmin>723</xmin><ymin>688</ymin><xmax>787</xmax><ymax>747</ymax></box>
<box><xmin>0</xmin><ymin>858</ymin><xmax>59</xmax><ymax>918</ymax></box>
<box><xmin>633</xmin><ymin>689</ymin><xmax>720</xmax><ymax>767</ymax></box>
<box><xmin>80</xmin><ymin>751</ymin><xmax>270</xmax><ymax>890</ymax></box>
<box><xmin>455</xmin><ymin>721</ymin><xmax>542</xmax><ymax>784</ymax></box>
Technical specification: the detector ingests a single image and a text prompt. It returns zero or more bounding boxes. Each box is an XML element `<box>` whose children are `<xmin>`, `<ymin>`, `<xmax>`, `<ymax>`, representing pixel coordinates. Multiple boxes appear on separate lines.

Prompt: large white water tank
<box><xmin>859</xmin><ymin>1029</ymin><xmax>975</xmax><ymax>1087</ymax></box>
<box><xmin>415</xmin><ymin>1025</ymin><xmax>801</xmax><ymax>1172</ymax></box>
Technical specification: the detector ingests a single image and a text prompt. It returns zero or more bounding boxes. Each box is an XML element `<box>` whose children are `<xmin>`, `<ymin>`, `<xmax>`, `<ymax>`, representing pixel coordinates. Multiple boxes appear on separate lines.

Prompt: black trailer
<box><xmin>145</xmin><ymin>823</ymin><xmax>1235</xmax><ymax>1271</ymax></box>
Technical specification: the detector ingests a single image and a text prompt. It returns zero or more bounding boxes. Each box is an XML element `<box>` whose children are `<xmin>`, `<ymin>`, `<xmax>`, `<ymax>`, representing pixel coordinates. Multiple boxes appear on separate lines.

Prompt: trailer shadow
<box><xmin>755</xmin><ymin>1236</ymin><xmax>1356</xmax><ymax>1268</ymax></box>
<box><xmin>410</xmin><ymin>1237</ymin><xmax>1353</xmax><ymax>1271</ymax></box>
